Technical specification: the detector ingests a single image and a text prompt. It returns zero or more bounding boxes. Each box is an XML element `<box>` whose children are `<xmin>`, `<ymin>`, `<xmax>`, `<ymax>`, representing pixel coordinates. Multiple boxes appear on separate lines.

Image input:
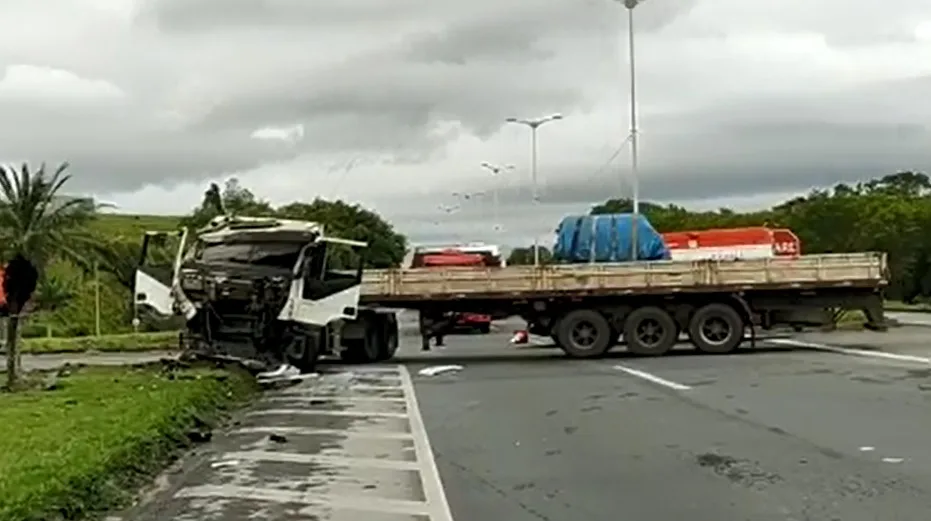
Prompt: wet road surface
<box><xmin>123</xmin><ymin>324</ymin><xmax>931</xmax><ymax>520</ymax></box>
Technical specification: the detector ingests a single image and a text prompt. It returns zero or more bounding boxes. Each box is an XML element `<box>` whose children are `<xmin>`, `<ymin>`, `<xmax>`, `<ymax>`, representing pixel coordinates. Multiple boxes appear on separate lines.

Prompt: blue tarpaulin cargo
<box><xmin>553</xmin><ymin>214</ymin><xmax>670</xmax><ymax>263</ymax></box>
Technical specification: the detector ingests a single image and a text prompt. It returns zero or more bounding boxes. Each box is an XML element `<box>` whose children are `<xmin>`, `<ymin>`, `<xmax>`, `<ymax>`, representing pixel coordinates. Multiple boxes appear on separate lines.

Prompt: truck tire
<box><xmin>624</xmin><ymin>306</ymin><xmax>677</xmax><ymax>356</ymax></box>
<box><xmin>341</xmin><ymin>316</ymin><xmax>381</xmax><ymax>364</ymax></box>
<box><xmin>286</xmin><ymin>334</ymin><xmax>320</xmax><ymax>373</ymax></box>
<box><xmin>555</xmin><ymin>309</ymin><xmax>613</xmax><ymax>358</ymax></box>
<box><xmin>688</xmin><ymin>303</ymin><xmax>744</xmax><ymax>354</ymax></box>
<box><xmin>476</xmin><ymin>323</ymin><xmax>491</xmax><ymax>334</ymax></box>
<box><xmin>376</xmin><ymin>313</ymin><xmax>400</xmax><ymax>362</ymax></box>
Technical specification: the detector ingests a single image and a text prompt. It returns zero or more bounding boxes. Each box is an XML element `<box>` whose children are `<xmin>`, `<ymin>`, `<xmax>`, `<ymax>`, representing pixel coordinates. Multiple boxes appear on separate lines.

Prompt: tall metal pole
<box><xmin>531</xmin><ymin>126</ymin><xmax>540</xmax><ymax>266</ymax></box>
<box><xmin>94</xmin><ymin>260</ymin><xmax>101</xmax><ymax>337</ymax></box>
<box><xmin>506</xmin><ymin>114</ymin><xmax>563</xmax><ymax>266</ymax></box>
<box><xmin>627</xmin><ymin>5</ymin><xmax>640</xmax><ymax>261</ymax></box>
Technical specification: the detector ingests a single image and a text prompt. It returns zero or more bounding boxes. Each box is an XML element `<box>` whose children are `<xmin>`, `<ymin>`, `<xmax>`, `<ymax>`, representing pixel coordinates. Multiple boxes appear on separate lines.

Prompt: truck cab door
<box><xmin>281</xmin><ymin>237</ymin><xmax>367</xmax><ymax>327</ymax></box>
<box><xmin>133</xmin><ymin>229</ymin><xmax>189</xmax><ymax>318</ymax></box>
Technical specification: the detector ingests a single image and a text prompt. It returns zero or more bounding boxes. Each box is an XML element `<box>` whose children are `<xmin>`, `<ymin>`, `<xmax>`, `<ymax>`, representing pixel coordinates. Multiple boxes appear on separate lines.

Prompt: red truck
<box><xmin>413</xmin><ymin>249</ymin><xmax>494</xmax><ymax>333</ymax></box>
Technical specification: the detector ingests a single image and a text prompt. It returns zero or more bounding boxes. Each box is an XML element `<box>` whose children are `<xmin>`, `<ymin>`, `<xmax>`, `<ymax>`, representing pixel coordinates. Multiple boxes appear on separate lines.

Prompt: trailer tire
<box><xmin>376</xmin><ymin>314</ymin><xmax>400</xmax><ymax>362</ymax></box>
<box><xmin>555</xmin><ymin>309</ymin><xmax>613</xmax><ymax>358</ymax></box>
<box><xmin>688</xmin><ymin>303</ymin><xmax>744</xmax><ymax>354</ymax></box>
<box><xmin>624</xmin><ymin>306</ymin><xmax>677</xmax><ymax>356</ymax></box>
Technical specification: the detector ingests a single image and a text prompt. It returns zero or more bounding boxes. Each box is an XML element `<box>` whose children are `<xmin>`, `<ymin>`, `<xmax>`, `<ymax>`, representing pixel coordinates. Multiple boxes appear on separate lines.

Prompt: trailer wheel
<box><xmin>624</xmin><ymin>306</ymin><xmax>677</xmax><ymax>356</ymax></box>
<box><xmin>555</xmin><ymin>309</ymin><xmax>613</xmax><ymax>358</ymax></box>
<box><xmin>376</xmin><ymin>314</ymin><xmax>399</xmax><ymax>362</ymax></box>
<box><xmin>688</xmin><ymin>303</ymin><xmax>744</xmax><ymax>354</ymax></box>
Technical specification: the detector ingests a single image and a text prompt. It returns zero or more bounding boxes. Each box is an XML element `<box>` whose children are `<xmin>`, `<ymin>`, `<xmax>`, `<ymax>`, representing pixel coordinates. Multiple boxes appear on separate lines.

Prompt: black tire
<box><xmin>555</xmin><ymin>309</ymin><xmax>613</xmax><ymax>358</ymax></box>
<box><xmin>286</xmin><ymin>333</ymin><xmax>320</xmax><ymax>373</ymax></box>
<box><xmin>688</xmin><ymin>303</ymin><xmax>744</xmax><ymax>354</ymax></box>
<box><xmin>376</xmin><ymin>313</ymin><xmax>400</xmax><ymax>361</ymax></box>
<box><xmin>341</xmin><ymin>317</ymin><xmax>381</xmax><ymax>364</ymax></box>
<box><xmin>624</xmin><ymin>306</ymin><xmax>677</xmax><ymax>356</ymax></box>
<box><xmin>476</xmin><ymin>323</ymin><xmax>491</xmax><ymax>334</ymax></box>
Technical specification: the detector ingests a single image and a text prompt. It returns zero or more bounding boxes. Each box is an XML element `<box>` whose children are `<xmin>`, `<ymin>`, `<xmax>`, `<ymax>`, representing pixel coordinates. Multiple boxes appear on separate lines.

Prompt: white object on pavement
<box><xmin>211</xmin><ymin>459</ymin><xmax>240</xmax><ymax>468</ymax></box>
<box><xmin>418</xmin><ymin>365</ymin><xmax>464</xmax><ymax>377</ymax></box>
<box><xmin>256</xmin><ymin>364</ymin><xmax>301</xmax><ymax>381</ymax></box>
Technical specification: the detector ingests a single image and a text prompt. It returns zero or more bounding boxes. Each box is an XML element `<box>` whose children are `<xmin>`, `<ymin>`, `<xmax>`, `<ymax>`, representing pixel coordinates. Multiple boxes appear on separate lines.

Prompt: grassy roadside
<box><xmin>18</xmin><ymin>331</ymin><xmax>179</xmax><ymax>355</ymax></box>
<box><xmin>884</xmin><ymin>300</ymin><xmax>931</xmax><ymax>313</ymax></box>
<box><xmin>0</xmin><ymin>363</ymin><xmax>257</xmax><ymax>521</ymax></box>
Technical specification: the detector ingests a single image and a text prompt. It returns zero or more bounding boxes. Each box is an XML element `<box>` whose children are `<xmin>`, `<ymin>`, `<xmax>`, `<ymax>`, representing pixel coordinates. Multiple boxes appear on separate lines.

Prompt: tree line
<box><xmin>6</xmin><ymin>174</ymin><xmax>409</xmax><ymax>341</ymax></box>
<box><xmin>507</xmin><ymin>171</ymin><xmax>931</xmax><ymax>304</ymax></box>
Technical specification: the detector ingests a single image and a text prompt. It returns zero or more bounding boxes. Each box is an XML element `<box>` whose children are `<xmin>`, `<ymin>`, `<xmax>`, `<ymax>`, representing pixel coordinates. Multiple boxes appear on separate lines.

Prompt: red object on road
<box><xmin>661</xmin><ymin>227</ymin><xmax>800</xmax><ymax>261</ymax></box>
<box><xmin>510</xmin><ymin>330</ymin><xmax>529</xmax><ymax>344</ymax></box>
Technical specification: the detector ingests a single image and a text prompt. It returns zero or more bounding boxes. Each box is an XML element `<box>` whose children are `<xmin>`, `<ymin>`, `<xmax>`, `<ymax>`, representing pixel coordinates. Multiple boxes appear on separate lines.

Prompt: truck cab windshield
<box><xmin>197</xmin><ymin>241</ymin><xmax>303</xmax><ymax>269</ymax></box>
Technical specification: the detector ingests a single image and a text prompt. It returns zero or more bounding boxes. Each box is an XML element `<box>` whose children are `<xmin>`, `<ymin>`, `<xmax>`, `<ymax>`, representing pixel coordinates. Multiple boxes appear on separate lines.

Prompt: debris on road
<box><xmin>418</xmin><ymin>365</ymin><xmax>464</xmax><ymax>377</ymax></box>
<box><xmin>210</xmin><ymin>459</ymin><xmax>240</xmax><ymax>469</ymax></box>
<box><xmin>268</xmin><ymin>433</ymin><xmax>288</xmax><ymax>444</ymax></box>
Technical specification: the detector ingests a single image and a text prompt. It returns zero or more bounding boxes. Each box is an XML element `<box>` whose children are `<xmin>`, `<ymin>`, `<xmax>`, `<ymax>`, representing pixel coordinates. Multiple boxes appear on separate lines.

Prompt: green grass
<box><xmin>884</xmin><ymin>300</ymin><xmax>931</xmax><ymax>313</ymax></box>
<box><xmin>91</xmin><ymin>213</ymin><xmax>181</xmax><ymax>238</ymax></box>
<box><xmin>0</xmin><ymin>363</ymin><xmax>258</xmax><ymax>521</ymax></box>
<box><xmin>18</xmin><ymin>331</ymin><xmax>180</xmax><ymax>355</ymax></box>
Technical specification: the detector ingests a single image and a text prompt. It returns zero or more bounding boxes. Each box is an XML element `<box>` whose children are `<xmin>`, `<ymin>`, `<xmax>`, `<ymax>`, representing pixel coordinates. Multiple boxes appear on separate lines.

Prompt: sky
<box><xmin>1</xmin><ymin>0</ymin><xmax>930</xmax><ymax>247</ymax></box>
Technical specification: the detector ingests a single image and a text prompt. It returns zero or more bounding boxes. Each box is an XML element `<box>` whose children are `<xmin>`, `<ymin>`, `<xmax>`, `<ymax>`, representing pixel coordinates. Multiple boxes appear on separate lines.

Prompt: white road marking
<box><xmin>613</xmin><ymin>364</ymin><xmax>692</xmax><ymax>391</ymax></box>
<box><xmin>230</xmin><ymin>425</ymin><xmax>415</xmax><ymax>440</ymax></box>
<box><xmin>247</xmin><ymin>408</ymin><xmax>409</xmax><ymax>419</ymax></box>
<box><xmin>263</xmin><ymin>394</ymin><xmax>409</xmax><ymax>404</ymax></box>
<box><xmin>177</xmin><ymin>484</ymin><xmax>434</xmax><ymax>516</ymax></box>
<box><xmin>859</xmin><ymin>446</ymin><xmax>875</xmax><ymax>452</ymax></box>
<box><xmin>768</xmin><ymin>338</ymin><xmax>931</xmax><ymax>364</ymax></box>
<box><xmin>218</xmin><ymin>450</ymin><xmax>422</xmax><ymax>471</ymax></box>
<box><xmin>164</xmin><ymin>363</ymin><xmax>453</xmax><ymax>521</ymax></box>
<box><xmin>400</xmin><ymin>365</ymin><xmax>456</xmax><ymax>521</ymax></box>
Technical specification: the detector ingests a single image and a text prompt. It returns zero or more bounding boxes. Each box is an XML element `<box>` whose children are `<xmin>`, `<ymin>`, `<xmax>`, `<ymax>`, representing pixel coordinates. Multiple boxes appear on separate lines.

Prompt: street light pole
<box><xmin>623</xmin><ymin>0</ymin><xmax>643</xmax><ymax>261</ymax></box>
<box><xmin>505</xmin><ymin>113</ymin><xmax>564</xmax><ymax>266</ymax></box>
<box><xmin>480</xmin><ymin>162</ymin><xmax>515</xmax><ymax>234</ymax></box>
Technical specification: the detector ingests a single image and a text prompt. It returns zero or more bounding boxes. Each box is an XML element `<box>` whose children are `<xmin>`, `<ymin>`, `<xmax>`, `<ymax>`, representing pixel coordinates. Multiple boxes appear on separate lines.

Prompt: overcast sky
<box><xmin>2</xmin><ymin>0</ymin><xmax>930</xmax><ymax>247</ymax></box>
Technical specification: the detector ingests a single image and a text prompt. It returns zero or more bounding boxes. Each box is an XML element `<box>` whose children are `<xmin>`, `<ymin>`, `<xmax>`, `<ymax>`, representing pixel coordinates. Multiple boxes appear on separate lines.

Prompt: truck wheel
<box><xmin>286</xmin><ymin>334</ymin><xmax>319</xmax><ymax>373</ymax></box>
<box><xmin>376</xmin><ymin>314</ymin><xmax>399</xmax><ymax>361</ymax></box>
<box><xmin>688</xmin><ymin>303</ymin><xmax>744</xmax><ymax>354</ymax></box>
<box><xmin>624</xmin><ymin>306</ymin><xmax>677</xmax><ymax>356</ymax></box>
<box><xmin>555</xmin><ymin>309</ymin><xmax>613</xmax><ymax>358</ymax></box>
<box><xmin>477</xmin><ymin>323</ymin><xmax>491</xmax><ymax>334</ymax></box>
<box><xmin>341</xmin><ymin>317</ymin><xmax>381</xmax><ymax>364</ymax></box>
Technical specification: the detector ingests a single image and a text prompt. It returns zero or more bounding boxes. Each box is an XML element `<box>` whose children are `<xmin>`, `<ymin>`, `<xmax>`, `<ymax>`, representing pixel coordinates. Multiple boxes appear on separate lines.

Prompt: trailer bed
<box><xmin>360</xmin><ymin>252</ymin><xmax>886</xmax><ymax>303</ymax></box>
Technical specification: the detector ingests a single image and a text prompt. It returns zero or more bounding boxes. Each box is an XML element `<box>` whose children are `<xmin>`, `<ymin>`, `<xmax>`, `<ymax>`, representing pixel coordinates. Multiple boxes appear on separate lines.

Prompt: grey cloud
<box><xmin>402</xmin><ymin>0</ymin><xmax>698</xmax><ymax>65</ymax></box>
<box><xmin>139</xmin><ymin>0</ymin><xmax>432</xmax><ymax>33</ymax></box>
<box><xmin>192</xmin><ymin>53</ymin><xmax>586</xmax><ymax>155</ymax></box>
<box><xmin>0</xmin><ymin>101</ymin><xmax>297</xmax><ymax>193</ymax></box>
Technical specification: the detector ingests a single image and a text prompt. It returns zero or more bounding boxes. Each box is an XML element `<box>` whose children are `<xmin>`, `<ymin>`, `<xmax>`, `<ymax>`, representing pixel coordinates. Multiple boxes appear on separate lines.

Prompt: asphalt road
<box><xmin>112</xmin><ymin>322</ymin><xmax>931</xmax><ymax>521</ymax></box>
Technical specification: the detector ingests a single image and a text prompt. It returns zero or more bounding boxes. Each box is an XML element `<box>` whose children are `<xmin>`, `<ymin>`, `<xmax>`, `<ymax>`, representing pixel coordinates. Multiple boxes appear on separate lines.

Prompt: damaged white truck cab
<box><xmin>133</xmin><ymin>215</ymin><xmax>399</xmax><ymax>372</ymax></box>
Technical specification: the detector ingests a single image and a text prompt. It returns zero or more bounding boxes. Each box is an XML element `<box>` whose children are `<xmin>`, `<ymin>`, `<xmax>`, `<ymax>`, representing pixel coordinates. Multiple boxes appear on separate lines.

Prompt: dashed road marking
<box><xmin>768</xmin><ymin>338</ymin><xmax>931</xmax><ymax>365</ymax></box>
<box><xmin>247</xmin><ymin>408</ymin><xmax>410</xmax><ymax>419</ymax></box>
<box><xmin>613</xmin><ymin>364</ymin><xmax>692</xmax><ymax>391</ymax></box>
<box><xmin>146</xmin><ymin>364</ymin><xmax>454</xmax><ymax>521</ymax></box>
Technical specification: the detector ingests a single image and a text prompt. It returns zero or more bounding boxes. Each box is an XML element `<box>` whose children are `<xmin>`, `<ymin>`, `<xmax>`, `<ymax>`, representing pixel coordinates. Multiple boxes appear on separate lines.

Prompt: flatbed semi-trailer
<box><xmin>135</xmin><ymin>215</ymin><xmax>888</xmax><ymax>371</ymax></box>
<box><xmin>356</xmin><ymin>252</ymin><xmax>888</xmax><ymax>357</ymax></box>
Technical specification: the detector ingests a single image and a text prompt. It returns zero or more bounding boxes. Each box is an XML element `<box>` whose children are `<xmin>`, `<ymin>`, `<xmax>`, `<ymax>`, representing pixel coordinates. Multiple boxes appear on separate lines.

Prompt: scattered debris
<box><xmin>211</xmin><ymin>459</ymin><xmax>240</xmax><ymax>469</ymax></box>
<box><xmin>510</xmin><ymin>330</ymin><xmax>529</xmax><ymax>344</ymax></box>
<box><xmin>417</xmin><ymin>365</ymin><xmax>463</xmax><ymax>377</ymax></box>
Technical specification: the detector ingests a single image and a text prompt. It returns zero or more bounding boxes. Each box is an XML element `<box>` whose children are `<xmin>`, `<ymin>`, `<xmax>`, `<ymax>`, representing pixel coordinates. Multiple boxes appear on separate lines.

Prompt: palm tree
<box><xmin>0</xmin><ymin>162</ymin><xmax>105</xmax><ymax>390</ymax></box>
